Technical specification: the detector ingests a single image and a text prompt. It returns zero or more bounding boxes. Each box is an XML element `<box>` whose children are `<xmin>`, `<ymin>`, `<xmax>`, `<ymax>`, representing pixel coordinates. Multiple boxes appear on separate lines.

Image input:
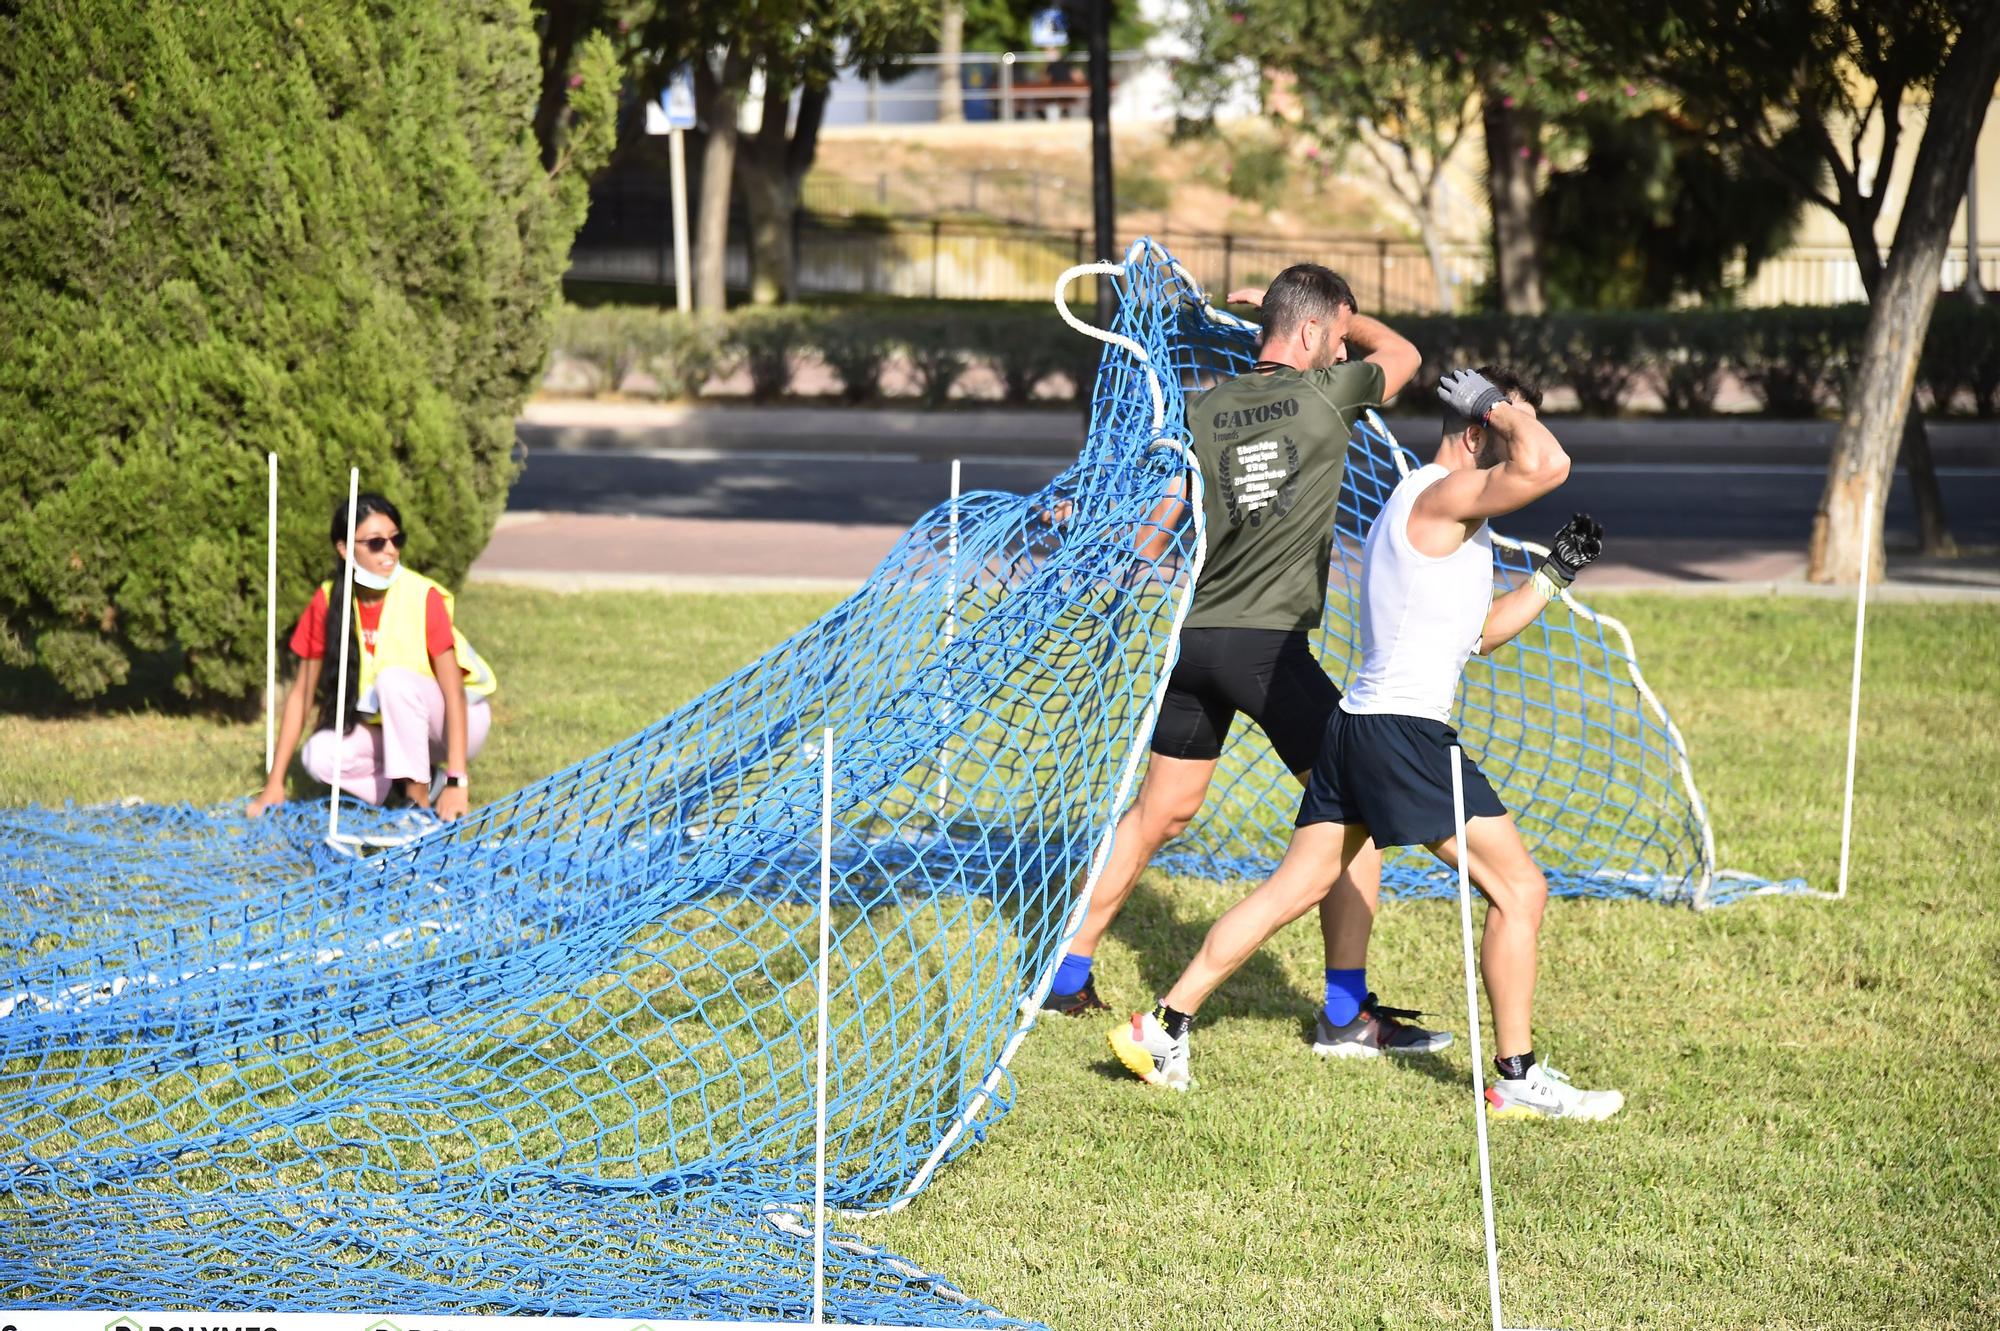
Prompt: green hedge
<box><xmin>0</xmin><ymin>2</ymin><xmax>614</xmax><ymax>702</ymax></box>
<box><xmin>1385</xmin><ymin>304</ymin><xmax>1984</xmax><ymax>418</ymax></box>
<box><xmin>550</xmin><ymin>299</ymin><xmax>2000</xmax><ymax>420</ymax></box>
<box><xmin>550</xmin><ymin>302</ymin><xmax>1094</xmax><ymax>405</ymax></box>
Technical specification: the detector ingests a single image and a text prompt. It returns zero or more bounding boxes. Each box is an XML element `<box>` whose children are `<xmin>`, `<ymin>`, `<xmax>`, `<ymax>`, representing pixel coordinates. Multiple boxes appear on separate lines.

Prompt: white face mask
<box><xmin>350</xmin><ymin>561</ymin><xmax>403</xmax><ymax>592</ymax></box>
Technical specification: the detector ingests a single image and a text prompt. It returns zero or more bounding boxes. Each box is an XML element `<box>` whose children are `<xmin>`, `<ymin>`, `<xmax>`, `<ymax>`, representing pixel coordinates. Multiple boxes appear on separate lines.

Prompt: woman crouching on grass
<box><xmin>247</xmin><ymin>492</ymin><xmax>498</xmax><ymax>823</ymax></box>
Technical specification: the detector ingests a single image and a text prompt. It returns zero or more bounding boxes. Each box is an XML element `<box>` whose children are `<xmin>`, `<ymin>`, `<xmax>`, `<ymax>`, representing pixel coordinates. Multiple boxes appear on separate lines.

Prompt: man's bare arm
<box><xmin>1416</xmin><ymin>401</ymin><xmax>1571</xmax><ymax>526</ymax></box>
<box><xmin>1476</xmin><ymin>580</ymin><xmax>1557</xmax><ymax>656</ymax></box>
<box><xmin>1222</xmin><ymin>287</ymin><xmax>1418</xmax><ymax>401</ymax></box>
<box><xmin>1476</xmin><ymin>514</ymin><xmax>1604</xmax><ymax>655</ymax></box>
<box><xmin>1340</xmin><ymin>313</ymin><xmax>1420</xmax><ymax>401</ymax></box>
<box><xmin>1135</xmin><ymin>476</ymin><xmax>1191</xmax><ymax>564</ymax></box>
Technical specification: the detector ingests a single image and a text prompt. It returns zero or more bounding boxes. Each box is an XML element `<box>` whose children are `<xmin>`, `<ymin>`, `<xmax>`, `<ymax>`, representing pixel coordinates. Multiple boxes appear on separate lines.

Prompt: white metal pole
<box><xmin>265</xmin><ymin>452</ymin><xmax>279</xmax><ymax>776</ymax></box>
<box><xmin>327</xmin><ymin>469</ymin><xmax>359</xmax><ymax>843</ymax></box>
<box><xmin>814</xmin><ymin>725</ymin><xmax>833</xmax><ymax>1325</ymax></box>
<box><xmin>669</xmin><ymin>127</ymin><xmax>693</xmax><ymax>315</ymax></box>
<box><xmin>1451</xmin><ymin>746</ymin><xmax>1505</xmax><ymax>1331</ymax></box>
<box><xmin>938</xmin><ymin>459</ymin><xmax>961</xmax><ymax>807</ymax></box>
<box><xmin>1835</xmin><ymin>483</ymin><xmax>1875</xmax><ymax>900</ymax></box>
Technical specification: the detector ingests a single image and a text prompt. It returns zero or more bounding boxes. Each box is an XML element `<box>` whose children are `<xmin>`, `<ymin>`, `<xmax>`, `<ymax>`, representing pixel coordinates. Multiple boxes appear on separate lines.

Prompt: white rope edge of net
<box><xmin>1381</xmin><ymin>412</ymin><xmax>1720</xmax><ymax>909</ymax></box>
<box><xmin>844</xmin><ymin>242</ymin><xmax>1211</xmax><ymax>1221</ymax></box>
<box><xmin>760</xmin><ymin>1203</ymin><xmax>1013</xmax><ymax>1318</ymax></box>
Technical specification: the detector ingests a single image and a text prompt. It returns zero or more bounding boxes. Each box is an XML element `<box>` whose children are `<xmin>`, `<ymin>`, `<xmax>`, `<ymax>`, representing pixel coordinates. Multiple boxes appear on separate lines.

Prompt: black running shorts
<box><xmin>1150</xmin><ymin>627</ymin><xmax>1340</xmax><ymax>773</ymax></box>
<box><xmin>1295</xmin><ymin>708</ymin><xmax>1507</xmax><ymax>848</ymax></box>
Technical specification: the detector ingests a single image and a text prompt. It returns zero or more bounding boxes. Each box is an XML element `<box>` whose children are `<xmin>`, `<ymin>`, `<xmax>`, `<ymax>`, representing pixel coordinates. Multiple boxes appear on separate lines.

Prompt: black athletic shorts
<box><xmin>1296</xmin><ymin>708</ymin><xmax>1507</xmax><ymax>848</ymax></box>
<box><xmin>1150</xmin><ymin>627</ymin><xmax>1340</xmax><ymax>772</ymax></box>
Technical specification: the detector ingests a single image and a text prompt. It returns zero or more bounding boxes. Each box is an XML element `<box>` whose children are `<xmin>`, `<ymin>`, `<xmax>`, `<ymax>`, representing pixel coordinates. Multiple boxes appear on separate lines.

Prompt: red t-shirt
<box><xmin>291</xmin><ymin>585</ymin><xmax>455</xmax><ymax>662</ymax></box>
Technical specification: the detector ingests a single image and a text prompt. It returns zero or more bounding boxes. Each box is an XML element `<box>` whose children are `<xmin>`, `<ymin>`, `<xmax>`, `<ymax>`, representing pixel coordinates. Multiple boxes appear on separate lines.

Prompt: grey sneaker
<box><xmin>1311</xmin><ymin>995</ymin><xmax>1453</xmax><ymax>1058</ymax></box>
<box><xmin>1486</xmin><ymin>1061</ymin><xmax>1624</xmax><ymax>1121</ymax></box>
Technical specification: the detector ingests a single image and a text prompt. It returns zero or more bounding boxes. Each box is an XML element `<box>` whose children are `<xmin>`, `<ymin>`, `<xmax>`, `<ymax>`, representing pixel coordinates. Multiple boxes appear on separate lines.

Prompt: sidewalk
<box><xmin>473</xmin><ymin>511</ymin><xmax>2000</xmax><ymax>602</ymax></box>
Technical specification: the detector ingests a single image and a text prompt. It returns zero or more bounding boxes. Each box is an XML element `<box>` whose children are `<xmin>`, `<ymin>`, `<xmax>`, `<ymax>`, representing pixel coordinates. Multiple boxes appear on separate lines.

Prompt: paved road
<box><xmin>507</xmin><ymin>447</ymin><xmax>2000</xmax><ymax>547</ymax></box>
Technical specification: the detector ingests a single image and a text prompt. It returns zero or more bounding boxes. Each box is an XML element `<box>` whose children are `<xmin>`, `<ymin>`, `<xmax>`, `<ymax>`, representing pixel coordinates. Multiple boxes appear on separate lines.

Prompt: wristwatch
<box><xmin>442</xmin><ymin>771</ymin><xmax>468</xmax><ymax>789</ymax></box>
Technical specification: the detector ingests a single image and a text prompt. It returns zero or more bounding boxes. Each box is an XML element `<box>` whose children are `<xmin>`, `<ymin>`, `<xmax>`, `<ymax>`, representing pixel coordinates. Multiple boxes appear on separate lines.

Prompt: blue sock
<box><xmin>1052</xmin><ymin>952</ymin><xmax>1094</xmax><ymax>997</ymax></box>
<box><xmin>1323</xmin><ymin>968</ymin><xmax>1368</xmax><ymax>1027</ymax></box>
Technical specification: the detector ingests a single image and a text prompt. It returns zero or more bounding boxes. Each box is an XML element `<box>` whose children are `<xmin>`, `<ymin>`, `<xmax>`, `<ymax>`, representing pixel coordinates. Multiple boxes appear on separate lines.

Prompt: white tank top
<box><xmin>1340</xmin><ymin>464</ymin><xmax>1493</xmax><ymax>725</ymax></box>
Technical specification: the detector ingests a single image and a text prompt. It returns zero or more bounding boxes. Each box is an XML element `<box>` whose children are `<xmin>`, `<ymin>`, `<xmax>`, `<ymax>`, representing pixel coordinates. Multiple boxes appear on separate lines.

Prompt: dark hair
<box><xmin>1442</xmin><ymin>364</ymin><xmax>1545</xmax><ymax>435</ymax></box>
<box><xmin>317</xmin><ymin>492</ymin><xmax>404</xmax><ymax>734</ymax></box>
<box><xmin>1259</xmin><ymin>263</ymin><xmax>1357</xmax><ymax>349</ymax></box>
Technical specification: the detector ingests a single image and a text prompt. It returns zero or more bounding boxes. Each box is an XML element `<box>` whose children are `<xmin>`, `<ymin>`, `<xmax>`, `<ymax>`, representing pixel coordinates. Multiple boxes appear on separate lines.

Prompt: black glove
<box><xmin>1537</xmin><ymin>513</ymin><xmax>1604</xmax><ymax>591</ymax></box>
<box><xmin>1437</xmin><ymin>367</ymin><xmax>1507</xmax><ymax>424</ymax></box>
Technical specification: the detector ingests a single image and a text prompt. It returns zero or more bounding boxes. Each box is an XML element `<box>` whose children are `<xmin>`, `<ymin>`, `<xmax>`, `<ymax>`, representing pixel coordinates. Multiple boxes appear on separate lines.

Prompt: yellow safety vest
<box><xmin>319</xmin><ymin>569</ymin><xmax>498</xmax><ymax>723</ymax></box>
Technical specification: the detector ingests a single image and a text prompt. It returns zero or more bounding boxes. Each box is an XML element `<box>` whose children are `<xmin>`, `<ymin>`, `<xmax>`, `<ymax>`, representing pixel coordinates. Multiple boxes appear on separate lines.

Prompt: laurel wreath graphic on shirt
<box><xmin>1220</xmin><ymin>434</ymin><xmax>1303</xmax><ymax>529</ymax></box>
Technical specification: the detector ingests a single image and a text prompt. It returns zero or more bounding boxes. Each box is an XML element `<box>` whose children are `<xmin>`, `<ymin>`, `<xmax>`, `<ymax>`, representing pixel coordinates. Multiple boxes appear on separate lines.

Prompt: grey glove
<box><xmin>1437</xmin><ymin>367</ymin><xmax>1506</xmax><ymax>424</ymax></box>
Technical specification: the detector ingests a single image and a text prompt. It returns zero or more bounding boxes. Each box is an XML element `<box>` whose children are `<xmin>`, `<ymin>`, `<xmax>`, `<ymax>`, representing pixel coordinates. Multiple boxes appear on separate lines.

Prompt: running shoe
<box><xmin>1107</xmin><ymin>1010</ymin><xmax>1192</xmax><ymax>1091</ymax></box>
<box><xmin>1040</xmin><ymin>975</ymin><xmax>1111</xmax><ymax>1016</ymax></box>
<box><xmin>1311</xmin><ymin>994</ymin><xmax>1454</xmax><ymax>1058</ymax></box>
<box><xmin>1486</xmin><ymin>1062</ymin><xmax>1624</xmax><ymax>1121</ymax></box>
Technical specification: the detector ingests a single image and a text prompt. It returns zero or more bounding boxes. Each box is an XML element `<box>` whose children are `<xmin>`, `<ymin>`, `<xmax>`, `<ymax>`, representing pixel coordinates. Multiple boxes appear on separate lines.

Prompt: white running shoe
<box><xmin>1107</xmin><ymin>1011</ymin><xmax>1192</xmax><ymax>1092</ymax></box>
<box><xmin>1486</xmin><ymin>1061</ymin><xmax>1623</xmax><ymax>1121</ymax></box>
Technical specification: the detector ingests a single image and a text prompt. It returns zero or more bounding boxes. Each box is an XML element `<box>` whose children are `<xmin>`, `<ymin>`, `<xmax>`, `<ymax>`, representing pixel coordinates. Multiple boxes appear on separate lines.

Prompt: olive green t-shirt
<box><xmin>1181</xmin><ymin>361</ymin><xmax>1386</xmax><ymax>631</ymax></box>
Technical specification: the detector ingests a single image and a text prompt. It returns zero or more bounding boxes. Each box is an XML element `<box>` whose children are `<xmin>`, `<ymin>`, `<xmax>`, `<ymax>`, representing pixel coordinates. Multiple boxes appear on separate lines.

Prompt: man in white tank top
<box><xmin>1111</xmin><ymin>366</ymin><xmax>1624</xmax><ymax>1121</ymax></box>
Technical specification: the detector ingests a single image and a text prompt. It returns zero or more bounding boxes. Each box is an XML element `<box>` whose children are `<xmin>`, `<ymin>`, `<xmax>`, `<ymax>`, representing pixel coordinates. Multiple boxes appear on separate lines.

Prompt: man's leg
<box><xmin>1315</xmin><ymin>818</ymin><xmax>1378</xmax><ymax>1027</ymax></box>
<box><xmin>1306</xmin><ymin>830</ymin><xmax>1449</xmax><ymax>1055</ymax></box>
<box><xmin>1068</xmin><ymin>753</ymin><xmax>1217</xmax><ymax>958</ymax></box>
<box><xmin>1107</xmin><ymin>820</ymin><xmax>1368</xmax><ymax>1089</ymax></box>
<box><xmin>1248</xmin><ymin>639</ymin><xmax>1411</xmax><ymax>1038</ymax></box>
<box><xmin>1046</xmin><ymin>631</ymin><xmax>1230</xmax><ymax>1014</ymax></box>
<box><xmin>1163</xmin><ymin>820</ymin><xmax>1371</xmax><ymax>1015</ymax></box>
<box><xmin>1426</xmin><ymin>811</ymin><xmax>1621</xmax><ymax>1118</ymax></box>
<box><xmin>1315</xmin><ymin>828</ymin><xmax>1380</xmax><ymax>971</ymax></box>
<box><xmin>1427</xmin><ymin>812</ymin><xmax>1545</xmax><ymax>1059</ymax></box>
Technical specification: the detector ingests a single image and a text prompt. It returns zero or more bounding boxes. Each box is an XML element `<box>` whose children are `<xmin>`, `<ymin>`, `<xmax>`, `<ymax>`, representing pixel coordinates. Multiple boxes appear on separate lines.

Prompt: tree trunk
<box><xmin>693</xmin><ymin>50</ymin><xmax>748</xmax><ymax>313</ymax></box>
<box><xmin>1831</xmin><ymin>189</ymin><xmax>1957</xmax><ymax>556</ymax></box>
<box><xmin>1414</xmin><ymin>190</ymin><xmax>1454</xmax><ymax>313</ymax></box>
<box><xmin>1482</xmin><ymin>89</ymin><xmax>1544</xmax><ymax>314</ymax></box>
<box><xmin>1809</xmin><ymin>19</ymin><xmax>2000</xmax><ymax>582</ymax></box>
<box><xmin>739</xmin><ymin>80</ymin><xmax>828</xmax><ymax>305</ymax></box>
<box><xmin>938</xmin><ymin>1</ymin><xmax>965</xmax><ymax>125</ymax></box>
<box><xmin>742</xmin><ymin>75</ymin><xmax>794</xmax><ymax>306</ymax></box>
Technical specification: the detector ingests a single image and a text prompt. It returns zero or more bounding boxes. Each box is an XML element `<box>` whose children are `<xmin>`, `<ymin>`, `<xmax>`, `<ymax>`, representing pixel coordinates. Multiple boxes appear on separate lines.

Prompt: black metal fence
<box><xmin>567</xmin><ymin>180</ymin><xmax>1483</xmax><ymax>312</ymax></box>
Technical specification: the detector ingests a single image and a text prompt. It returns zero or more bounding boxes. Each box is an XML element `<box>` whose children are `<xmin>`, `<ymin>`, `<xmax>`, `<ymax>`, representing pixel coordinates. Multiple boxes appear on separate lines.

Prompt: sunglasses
<box><xmin>351</xmin><ymin>532</ymin><xmax>409</xmax><ymax>554</ymax></box>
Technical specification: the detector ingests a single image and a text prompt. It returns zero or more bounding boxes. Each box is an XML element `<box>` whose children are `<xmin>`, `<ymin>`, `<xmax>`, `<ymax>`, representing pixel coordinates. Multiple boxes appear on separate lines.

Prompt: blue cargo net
<box><xmin>0</xmin><ymin>238</ymin><xmax>1794</xmax><ymax>1325</ymax></box>
<box><xmin>0</xmin><ymin>247</ymin><xmax>1218</xmax><ymax>1324</ymax></box>
<box><xmin>1082</xmin><ymin>244</ymin><xmax>1801</xmax><ymax>908</ymax></box>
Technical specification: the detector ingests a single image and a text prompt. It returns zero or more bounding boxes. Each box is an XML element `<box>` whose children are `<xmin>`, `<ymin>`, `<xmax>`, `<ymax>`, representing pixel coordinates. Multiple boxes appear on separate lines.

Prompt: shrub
<box><xmin>549</xmin><ymin>305</ymin><xmax>725</xmax><ymax>399</ymax></box>
<box><xmin>967</xmin><ymin>311</ymin><xmax>1065</xmax><ymax>403</ymax></box>
<box><xmin>817</xmin><ymin>312</ymin><xmax>896</xmax><ymax>403</ymax></box>
<box><xmin>1636</xmin><ymin>310</ymin><xmax>1733</xmax><ymax>416</ymax></box>
<box><xmin>727</xmin><ymin>307</ymin><xmax>819</xmax><ymax>402</ymax></box>
<box><xmin>0</xmin><ymin>3</ymin><xmax>614</xmax><ymax>701</ymax></box>
<box><xmin>1548</xmin><ymin>314</ymin><xmax>1644</xmax><ymax>415</ymax></box>
<box><xmin>642</xmin><ymin>313</ymin><xmax>729</xmax><ymax>400</ymax></box>
<box><xmin>1919</xmin><ymin>300</ymin><xmax>2000</xmax><ymax>418</ymax></box>
<box><xmin>897</xmin><ymin>314</ymin><xmax>973</xmax><ymax>407</ymax></box>
<box><xmin>1734</xmin><ymin>306</ymin><xmax>1865</xmax><ymax>417</ymax></box>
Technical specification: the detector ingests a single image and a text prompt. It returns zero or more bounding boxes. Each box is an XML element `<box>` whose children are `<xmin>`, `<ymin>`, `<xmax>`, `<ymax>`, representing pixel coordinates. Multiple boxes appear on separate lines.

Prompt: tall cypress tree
<box><xmin>0</xmin><ymin>0</ymin><xmax>615</xmax><ymax>700</ymax></box>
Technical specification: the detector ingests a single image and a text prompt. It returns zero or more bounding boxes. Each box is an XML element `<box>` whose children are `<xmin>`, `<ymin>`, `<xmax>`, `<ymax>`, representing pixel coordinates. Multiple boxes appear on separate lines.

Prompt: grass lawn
<box><xmin>3</xmin><ymin>586</ymin><xmax>1995</xmax><ymax>1329</ymax></box>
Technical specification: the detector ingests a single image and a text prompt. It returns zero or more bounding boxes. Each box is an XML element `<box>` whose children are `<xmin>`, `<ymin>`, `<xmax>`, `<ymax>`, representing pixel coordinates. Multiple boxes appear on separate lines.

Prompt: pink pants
<box><xmin>301</xmin><ymin>667</ymin><xmax>492</xmax><ymax>805</ymax></box>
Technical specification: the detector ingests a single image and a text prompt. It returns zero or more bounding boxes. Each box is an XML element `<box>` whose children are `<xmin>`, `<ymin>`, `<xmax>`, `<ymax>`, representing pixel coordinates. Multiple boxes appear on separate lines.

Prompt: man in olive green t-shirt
<box><xmin>1045</xmin><ymin>264</ymin><xmax>1452</xmax><ymax>1060</ymax></box>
